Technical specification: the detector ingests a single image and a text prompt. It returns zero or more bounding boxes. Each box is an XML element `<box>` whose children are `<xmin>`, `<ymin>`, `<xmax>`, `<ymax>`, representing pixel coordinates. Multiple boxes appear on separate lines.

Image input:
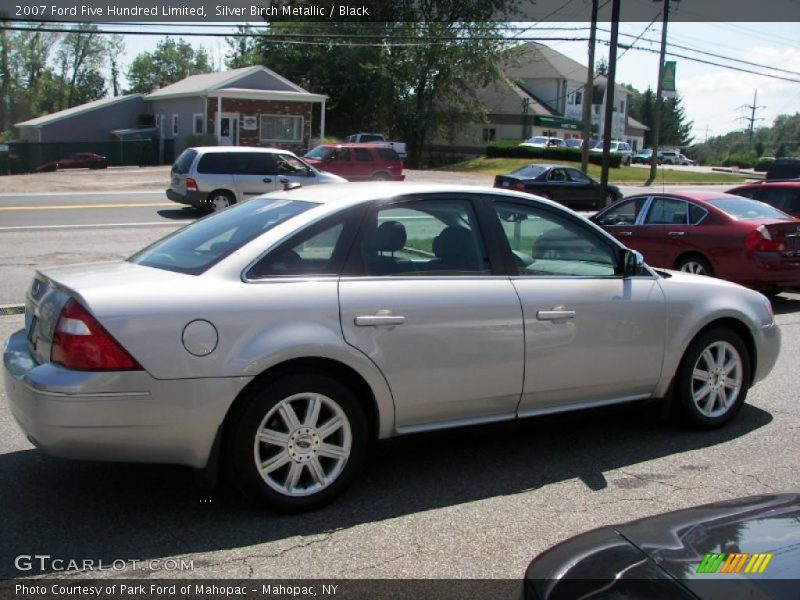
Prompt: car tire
<box><xmin>676</xmin><ymin>255</ymin><xmax>714</xmax><ymax>277</ymax></box>
<box><xmin>673</xmin><ymin>328</ymin><xmax>750</xmax><ymax>429</ymax></box>
<box><xmin>371</xmin><ymin>172</ymin><xmax>391</xmax><ymax>181</ymax></box>
<box><xmin>208</xmin><ymin>190</ymin><xmax>235</xmax><ymax>212</ymax></box>
<box><xmin>227</xmin><ymin>373</ymin><xmax>368</xmax><ymax>512</ymax></box>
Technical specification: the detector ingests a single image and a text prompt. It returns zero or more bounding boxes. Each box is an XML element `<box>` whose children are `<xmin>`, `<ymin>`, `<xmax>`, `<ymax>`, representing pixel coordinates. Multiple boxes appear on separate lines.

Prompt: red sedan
<box><xmin>592</xmin><ymin>191</ymin><xmax>800</xmax><ymax>296</ymax></box>
<box><xmin>35</xmin><ymin>152</ymin><xmax>109</xmax><ymax>172</ymax></box>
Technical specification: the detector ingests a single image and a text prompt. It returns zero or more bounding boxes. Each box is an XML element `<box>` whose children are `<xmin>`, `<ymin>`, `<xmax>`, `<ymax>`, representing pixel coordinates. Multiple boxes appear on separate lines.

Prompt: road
<box><xmin>0</xmin><ymin>177</ymin><xmax>799</xmax><ymax>584</ymax></box>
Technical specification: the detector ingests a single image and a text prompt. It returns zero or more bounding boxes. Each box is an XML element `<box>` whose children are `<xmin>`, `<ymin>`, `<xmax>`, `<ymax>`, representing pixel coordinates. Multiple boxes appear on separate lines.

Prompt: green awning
<box><xmin>533</xmin><ymin>116</ymin><xmax>583</xmax><ymax>131</ymax></box>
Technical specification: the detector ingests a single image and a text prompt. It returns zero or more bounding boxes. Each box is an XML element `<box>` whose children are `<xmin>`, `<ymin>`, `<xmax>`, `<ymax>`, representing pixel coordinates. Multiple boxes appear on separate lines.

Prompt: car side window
<box><xmin>247</xmin><ymin>216</ymin><xmax>349</xmax><ymax>279</ymax></box>
<box><xmin>355</xmin><ymin>199</ymin><xmax>490</xmax><ymax>276</ymax></box>
<box><xmin>597</xmin><ymin>197</ymin><xmax>647</xmax><ymax>226</ymax></box>
<box><xmin>495</xmin><ymin>202</ymin><xmax>617</xmax><ymax>277</ymax></box>
<box><xmin>354</xmin><ymin>148</ymin><xmax>373</xmax><ymax>162</ymax></box>
<box><xmin>688</xmin><ymin>203</ymin><xmax>707</xmax><ymax>225</ymax></box>
<box><xmin>197</xmin><ymin>153</ymin><xmax>231</xmax><ymax>174</ymax></box>
<box><xmin>276</xmin><ymin>155</ymin><xmax>309</xmax><ymax>176</ymax></box>
<box><xmin>548</xmin><ymin>168</ymin><xmax>567</xmax><ymax>182</ymax></box>
<box><xmin>645</xmin><ymin>198</ymin><xmax>688</xmax><ymax>225</ymax></box>
<box><xmin>331</xmin><ymin>148</ymin><xmax>350</xmax><ymax>162</ymax></box>
<box><xmin>237</xmin><ymin>152</ymin><xmax>277</xmax><ymax>176</ymax></box>
<box><xmin>566</xmin><ymin>168</ymin><xmax>591</xmax><ymax>184</ymax></box>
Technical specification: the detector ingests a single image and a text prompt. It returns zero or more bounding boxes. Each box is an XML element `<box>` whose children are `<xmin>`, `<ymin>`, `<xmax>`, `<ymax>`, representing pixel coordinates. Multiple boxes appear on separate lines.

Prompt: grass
<box><xmin>439</xmin><ymin>157</ymin><xmax>748</xmax><ymax>184</ymax></box>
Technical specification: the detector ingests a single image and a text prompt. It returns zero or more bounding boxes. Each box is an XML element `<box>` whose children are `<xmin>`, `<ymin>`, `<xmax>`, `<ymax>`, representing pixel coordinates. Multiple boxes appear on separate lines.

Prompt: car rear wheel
<box><xmin>208</xmin><ymin>190</ymin><xmax>235</xmax><ymax>212</ymax></box>
<box><xmin>676</xmin><ymin>255</ymin><xmax>714</xmax><ymax>277</ymax></box>
<box><xmin>227</xmin><ymin>374</ymin><xmax>367</xmax><ymax>512</ymax></box>
<box><xmin>371</xmin><ymin>172</ymin><xmax>391</xmax><ymax>181</ymax></box>
<box><xmin>673</xmin><ymin>328</ymin><xmax>750</xmax><ymax>429</ymax></box>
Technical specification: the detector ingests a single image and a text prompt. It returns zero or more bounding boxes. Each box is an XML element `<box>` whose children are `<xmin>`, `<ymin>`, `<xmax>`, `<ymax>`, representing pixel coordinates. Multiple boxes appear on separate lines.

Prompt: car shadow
<box><xmin>156</xmin><ymin>208</ymin><xmax>201</xmax><ymax>221</ymax></box>
<box><xmin>771</xmin><ymin>293</ymin><xmax>800</xmax><ymax>315</ymax></box>
<box><xmin>0</xmin><ymin>403</ymin><xmax>772</xmax><ymax>578</ymax></box>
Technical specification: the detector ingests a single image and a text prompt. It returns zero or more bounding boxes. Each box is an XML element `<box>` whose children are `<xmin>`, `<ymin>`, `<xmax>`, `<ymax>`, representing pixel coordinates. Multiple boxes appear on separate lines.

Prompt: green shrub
<box><xmin>486</xmin><ymin>141</ymin><xmax>622</xmax><ymax>168</ymax></box>
<box><xmin>183</xmin><ymin>133</ymin><xmax>218</xmax><ymax>147</ymax></box>
<box><xmin>721</xmin><ymin>151</ymin><xmax>758</xmax><ymax>169</ymax></box>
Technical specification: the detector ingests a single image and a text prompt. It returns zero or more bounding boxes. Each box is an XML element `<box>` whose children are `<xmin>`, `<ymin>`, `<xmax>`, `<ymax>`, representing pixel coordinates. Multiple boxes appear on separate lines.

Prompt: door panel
<box><xmin>233</xmin><ymin>152</ymin><xmax>278</xmax><ymax>200</ymax></box>
<box><xmin>339</xmin><ymin>279</ymin><xmax>524</xmax><ymax>428</ymax></box>
<box><xmin>512</xmin><ymin>277</ymin><xmax>666</xmax><ymax>413</ymax></box>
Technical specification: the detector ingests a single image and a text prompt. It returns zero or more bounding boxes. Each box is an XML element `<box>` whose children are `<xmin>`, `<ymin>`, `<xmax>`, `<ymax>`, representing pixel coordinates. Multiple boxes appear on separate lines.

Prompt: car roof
<box><xmin>624</xmin><ymin>191</ymin><xmax>745</xmax><ymax>202</ymax></box>
<box><xmin>266</xmin><ymin>182</ymin><xmax>557</xmax><ymax>208</ymax></box>
<box><xmin>732</xmin><ymin>181</ymin><xmax>800</xmax><ymax>188</ymax></box>
<box><xmin>190</xmin><ymin>146</ymin><xmax>294</xmax><ymax>155</ymax></box>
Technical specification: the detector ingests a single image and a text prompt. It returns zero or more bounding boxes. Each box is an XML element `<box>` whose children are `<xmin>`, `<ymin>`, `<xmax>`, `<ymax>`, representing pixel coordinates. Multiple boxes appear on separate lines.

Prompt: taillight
<box><xmin>515</xmin><ymin>182</ymin><xmax>526</xmax><ymax>191</ymax></box>
<box><xmin>51</xmin><ymin>299</ymin><xmax>142</xmax><ymax>371</ymax></box>
<box><xmin>186</xmin><ymin>177</ymin><xmax>198</xmax><ymax>192</ymax></box>
<box><xmin>745</xmin><ymin>225</ymin><xmax>785</xmax><ymax>252</ymax></box>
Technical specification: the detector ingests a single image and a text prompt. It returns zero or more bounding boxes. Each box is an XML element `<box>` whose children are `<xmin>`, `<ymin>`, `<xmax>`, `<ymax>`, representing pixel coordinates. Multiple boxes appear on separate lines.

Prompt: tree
<box><xmin>595</xmin><ymin>57</ymin><xmax>609</xmax><ymax>76</ymax></box>
<box><xmin>105</xmin><ymin>34</ymin><xmax>125</xmax><ymax>97</ymax></box>
<box><xmin>56</xmin><ymin>23</ymin><xmax>107</xmax><ymax>107</ymax></box>
<box><xmin>229</xmin><ymin>0</ymin><xmax>516</xmax><ymax>166</ymax></box>
<box><xmin>126</xmin><ymin>38</ymin><xmax>212</xmax><ymax>94</ymax></box>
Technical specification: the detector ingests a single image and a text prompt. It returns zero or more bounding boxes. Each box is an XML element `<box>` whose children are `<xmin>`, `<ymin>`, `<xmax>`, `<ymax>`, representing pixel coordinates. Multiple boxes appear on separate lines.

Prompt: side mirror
<box><xmin>620</xmin><ymin>249</ymin><xmax>645</xmax><ymax>277</ymax></box>
<box><xmin>306</xmin><ymin>167</ymin><xmax>315</xmax><ymax>177</ymax></box>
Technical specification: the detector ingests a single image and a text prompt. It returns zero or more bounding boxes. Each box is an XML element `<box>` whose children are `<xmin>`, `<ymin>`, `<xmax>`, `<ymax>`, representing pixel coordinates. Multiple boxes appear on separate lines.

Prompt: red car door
<box><xmin>595</xmin><ymin>197</ymin><xmax>667</xmax><ymax>266</ymax></box>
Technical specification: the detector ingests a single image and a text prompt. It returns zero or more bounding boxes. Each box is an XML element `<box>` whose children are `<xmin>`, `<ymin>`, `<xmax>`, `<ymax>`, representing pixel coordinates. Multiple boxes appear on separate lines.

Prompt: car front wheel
<box><xmin>674</xmin><ymin>328</ymin><xmax>750</xmax><ymax>429</ymax></box>
<box><xmin>228</xmin><ymin>374</ymin><xmax>367</xmax><ymax>512</ymax></box>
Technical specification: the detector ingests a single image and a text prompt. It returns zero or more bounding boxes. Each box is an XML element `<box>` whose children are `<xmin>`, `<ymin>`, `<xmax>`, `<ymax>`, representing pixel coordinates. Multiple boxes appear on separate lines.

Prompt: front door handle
<box><xmin>355</xmin><ymin>313</ymin><xmax>406</xmax><ymax>327</ymax></box>
<box><xmin>536</xmin><ymin>306</ymin><xmax>576</xmax><ymax>321</ymax></box>
<box><xmin>667</xmin><ymin>231</ymin><xmax>685</xmax><ymax>237</ymax></box>
<box><xmin>262</xmin><ymin>178</ymin><xmax>272</xmax><ymax>183</ymax></box>
<box><xmin>616</xmin><ymin>231</ymin><xmax>633</xmax><ymax>237</ymax></box>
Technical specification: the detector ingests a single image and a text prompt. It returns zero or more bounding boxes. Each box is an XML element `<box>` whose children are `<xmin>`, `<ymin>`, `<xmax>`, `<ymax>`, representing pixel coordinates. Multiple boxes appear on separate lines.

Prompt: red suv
<box><xmin>728</xmin><ymin>181</ymin><xmax>800</xmax><ymax>218</ymax></box>
<box><xmin>304</xmin><ymin>144</ymin><xmax>404</xmax><ymax>182</ymax></box>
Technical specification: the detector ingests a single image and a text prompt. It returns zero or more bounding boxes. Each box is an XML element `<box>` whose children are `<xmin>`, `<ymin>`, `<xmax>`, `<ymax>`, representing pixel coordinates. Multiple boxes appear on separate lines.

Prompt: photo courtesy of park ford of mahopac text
<box><xmin>1</xmin><ymin>0</ymin><xmax>800</xmax><ymax>598</ymax></box>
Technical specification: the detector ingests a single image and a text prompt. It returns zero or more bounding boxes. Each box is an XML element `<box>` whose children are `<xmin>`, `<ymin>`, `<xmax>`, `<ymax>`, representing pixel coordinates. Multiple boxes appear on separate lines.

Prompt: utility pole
<box><xmin>648</xmin><ymin>0</ymin><xmax>674</xmax><ymax>185</ymax></box>
<box><xmin>580</xmin><ymin>0</ymin><xmax>599</xmax><ymax>174</ymax></box>
<box><xmin>742</xmin><ymin>89</ymin><xmax>765</xmax><ymax>147</ymax></box>
<box><xmin>599</xmin><ymin>0</ymin><xmax>621</xmax><ymax>203</ymax></box>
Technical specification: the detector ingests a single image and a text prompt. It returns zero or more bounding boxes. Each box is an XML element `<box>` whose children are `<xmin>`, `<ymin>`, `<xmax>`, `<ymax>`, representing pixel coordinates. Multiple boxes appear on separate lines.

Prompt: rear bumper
<box><xmin>166</xmin><ymin>188</ymin><xmax>206</xmax><ymax>208</ymax></box>
<box><xmin>3</xmin><ymin>329</ymin><xmax>250</xmax><ymax>469</ymax></box>
<box><xmin>723</xmin><ymin>254</ymin><xmax>800</xmax><ymax>289</ymax></box>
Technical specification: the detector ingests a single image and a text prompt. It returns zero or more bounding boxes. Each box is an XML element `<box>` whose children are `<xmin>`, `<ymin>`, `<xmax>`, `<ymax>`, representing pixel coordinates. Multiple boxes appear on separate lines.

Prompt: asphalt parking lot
<box><xmin>0</xmin><ymin>169</ymin><xmax>798</xmax><ymax>584</ymax></box>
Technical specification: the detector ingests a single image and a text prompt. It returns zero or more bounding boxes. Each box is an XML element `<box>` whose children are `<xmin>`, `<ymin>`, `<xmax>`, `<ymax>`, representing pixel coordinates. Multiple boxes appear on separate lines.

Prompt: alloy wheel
<box><xmin>690</xmin><ymin>341</ymin><xmax>743</xmax><ymax>418</ymax></box>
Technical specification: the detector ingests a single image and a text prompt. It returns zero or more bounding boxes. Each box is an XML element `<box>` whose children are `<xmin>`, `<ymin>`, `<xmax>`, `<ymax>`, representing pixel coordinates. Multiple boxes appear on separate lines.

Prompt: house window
<box><xmin>259</xmin><ymin>115</ymin><xmax>303</xmax><ymax>142</ymax></box>
<box><xmin>172</xmin><ymin>114</ymin><xmax>179</xmax><ymax>137</ymax></box>
<box><xmin>620</xmin><ymin>99</ymin><xmax>625</xmax><ymax>113</ymax></box>
<box><xmin>573</xmin><ymin>90</ymin><xmax>583</xmax><ymax>106</ymax></box>
<box><xmin>193</xmin><ymin>113</ymin><xmax>203</xmax><ymax>135</ymax></box>
<box><xmin>482</xmin><ymin>128</ymin><xmax>496</xmax><ymax>142</ymax></box>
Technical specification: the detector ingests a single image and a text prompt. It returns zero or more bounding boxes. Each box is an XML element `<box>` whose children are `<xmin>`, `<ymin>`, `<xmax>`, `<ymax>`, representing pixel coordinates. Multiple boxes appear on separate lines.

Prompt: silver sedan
<box><xmin>3</xmin><ymin>184</ymin><xmax>781</xmax><ymax>511</ymax></box>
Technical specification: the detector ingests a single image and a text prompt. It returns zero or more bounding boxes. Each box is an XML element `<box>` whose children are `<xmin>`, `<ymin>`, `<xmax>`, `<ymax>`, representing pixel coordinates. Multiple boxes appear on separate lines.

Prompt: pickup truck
<box><xmin>344</xmin><ymin>133</ymin><xmax>407</xmax><ymax>158</ymax></box>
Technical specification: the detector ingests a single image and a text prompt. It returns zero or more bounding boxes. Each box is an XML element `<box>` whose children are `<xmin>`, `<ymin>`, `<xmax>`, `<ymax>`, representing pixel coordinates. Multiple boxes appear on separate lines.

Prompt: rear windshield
<box><xmin>305</xmin><ymin>146</ymin><xmax>333</xmax><ymax>160</ymax></box>
<box><xmin>510</xmin><ymin>165</ymin><xmax>547</xmax><ymax>179</ymax></box>
<box><xmin>172</xmin><ymin>149</ymin><xmax>197</xmax><ymax>174</ymax></box>
<box><xmin>129</xmin><ymin>199</ymin><xmax>315</xmax><ymax>275</ymax></box>
<box><xmin>708</xmin><ymin>197</ymin><xmax>790</xmax><ymax>220</ymax></box>
<box><xmin>526</xmin><ymin>137</ymin><xmax>548</xmax><ymax>144</ymax></box>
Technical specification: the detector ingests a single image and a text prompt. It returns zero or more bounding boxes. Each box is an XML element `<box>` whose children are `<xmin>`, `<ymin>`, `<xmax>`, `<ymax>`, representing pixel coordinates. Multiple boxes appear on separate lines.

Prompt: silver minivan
<box><xmin>167</xmin><ymin>146</ymin><xmax>346</xmax><ymax>211</ymax></box>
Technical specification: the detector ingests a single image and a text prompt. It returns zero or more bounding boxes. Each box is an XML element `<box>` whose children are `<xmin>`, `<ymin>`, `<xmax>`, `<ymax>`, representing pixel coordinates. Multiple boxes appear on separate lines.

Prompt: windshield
<box><xmin>510</xmin><ymin>165</ymin><xmax>547</xmax><ymax>179</ymax></box>
<box><xmin>129</xmin><ymin>199</ymin><xmax>316</xmax><ymax>274</ymax></box>
<box><xmin>708</xmin><ymin>197</ymin><xmax>790</xmax><ymax>220</ymax></box>
<box><xmin>525</xmin><ymin>136</ymin><xmax>548</xmax><ymax>144</ymax></box>
<box><xmin>305</xmin><ymin>146</ymin><xmax>333</xmax><ymax>161</ymax></box>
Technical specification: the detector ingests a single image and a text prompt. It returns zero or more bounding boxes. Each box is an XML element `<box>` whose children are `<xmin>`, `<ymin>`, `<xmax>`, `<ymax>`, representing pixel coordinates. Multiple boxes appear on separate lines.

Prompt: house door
<box><xmin>219</xmin><ymin>112</ymin><xmax>239</xmax><ymax>146</ymax></box>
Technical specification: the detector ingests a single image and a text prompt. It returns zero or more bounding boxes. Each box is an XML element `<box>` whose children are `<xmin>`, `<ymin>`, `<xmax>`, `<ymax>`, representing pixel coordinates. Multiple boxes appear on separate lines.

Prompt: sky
<box><xmin>116</xmin><ymin>21</ymin><xmax>800</xmax><ymax>143</ymax></box>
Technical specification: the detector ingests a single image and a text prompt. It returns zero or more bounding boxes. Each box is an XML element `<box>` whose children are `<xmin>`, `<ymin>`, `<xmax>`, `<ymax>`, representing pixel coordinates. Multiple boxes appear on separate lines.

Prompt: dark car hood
<box><xmin>617</xmin><ymin>493</ymin><xmax>800</xmax><ymax>595</ymax></box>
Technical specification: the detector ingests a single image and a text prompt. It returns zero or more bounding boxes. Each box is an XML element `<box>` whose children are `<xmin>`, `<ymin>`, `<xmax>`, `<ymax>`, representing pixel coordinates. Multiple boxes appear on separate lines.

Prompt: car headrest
<box><xmin>372</xmin><ymin>220</ymin><xmax>406</xmax><ymax>252</ymax></box>
<box><xmin>433</xmin><ymin>226</ymin><xmax>474</xmax><ymax>260</ymax></box>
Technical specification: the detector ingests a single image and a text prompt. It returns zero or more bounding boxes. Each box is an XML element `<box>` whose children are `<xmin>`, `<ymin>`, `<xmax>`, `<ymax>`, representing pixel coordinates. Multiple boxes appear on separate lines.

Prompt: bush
<box><xmin>486</xmin><ymin>141</ymin><xmax>622</xmax><ymax>168</ymax></box>
<box><xmin>721</xmin><ymin>151</ymin><xmax>758</xmax><ymax>169</ymax></box>
<box><xmin>183</xmin><ymin>133</ymin><xmax>218</xmax><ymax>147</ymax></box>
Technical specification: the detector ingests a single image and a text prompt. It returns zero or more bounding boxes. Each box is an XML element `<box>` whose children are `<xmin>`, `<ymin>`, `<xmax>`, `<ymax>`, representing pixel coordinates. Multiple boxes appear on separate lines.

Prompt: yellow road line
<box><xmin>0</xmin><ymin>203</ymin><xmax>174</xmax><ymax>211</ymax></box>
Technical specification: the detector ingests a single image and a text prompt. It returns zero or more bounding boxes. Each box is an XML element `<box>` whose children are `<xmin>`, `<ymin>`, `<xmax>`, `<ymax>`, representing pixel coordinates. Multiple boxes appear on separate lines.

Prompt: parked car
<box><xmin>728</xmin><ymin>181</ymin><xmax>800</xmax><ymax>218</ymax></box>
<box><xmin>564</xmin><ymin>138</ymin><xmax>583</xmax><ymax>149</ymax></box>
<box><xmin>519</xmin><ymin>136</ymin><xmax>566</xmax><ymax>149</ymax></box>
<box><xmin>659</xmin><ymin>150</ymin><xmax>682</xmax><ymax>165</ymax></box>
<box><xmin>344</xmin><ymin>133</ymin><xmax>406</xmax><ymax>158</ymax></box>
<box><xmin>304</xmin><ymin>144</ymin><xmax>404</xmax><ymax>182</ymax></box>
<box><xmin>4</xmin><ymin>183</ymin><xmax>780</xmax><ymax>511</ymax></box>
<box><xmin>523</xmin><ymin>493</ymin><xmax>800</xmax><ymax>600</ymax></box>
<box><xmin>166</xmin><ymin>146</ymin><xmax>345</xmax><ymax>212</ymax></box>
<box><xmin>766</xmin><ymin>157</ymin><xmax>800</xmax><ymax>180</ymax></box>
<box><xmin>493</xmin><ymin>163</ymin><xmax>622</xmax><ymax>210</ymax></box>
<box><xmin>35</xmin><ymin>152</ymin><xmax>108</xmax><ymax>172</ymax></box>
<box><xmin>589</xmin><ymin>141</ymin><xmax>633</xmax><ymax>165</ymax></box>
<box><xmin>678</xmin><ymin>153</ymin><xmax>696</xmax><ymax>166</ymax></box>
<box><xmin>632</xmin><ymin>148</ymin><xmax>656</xmax><ymax>164</ymax></box>
<box><xmin>592</xmin><ymin>191</ymin><xmax>800</xmax><ymax>296</ymax></box>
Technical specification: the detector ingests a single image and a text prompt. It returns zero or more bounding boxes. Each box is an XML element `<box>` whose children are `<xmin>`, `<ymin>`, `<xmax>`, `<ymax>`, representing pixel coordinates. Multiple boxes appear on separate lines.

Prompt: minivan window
<box><xmin>197</xmin><ymin>152</ymin><xmax>232</xmax><ymax>174</ymax></box>
<box><xmin>237</xmin><ymin>152</ymin><xmax>277</xmax><ymax>176</ymax></box>
<box><xmin>129</xmin><ymin>199</ymin><xmax>315</xmax><ymax>275</ymax></box>
<box><xmin>172</xmin><ymin>149</ymin><xmax>197</xmax><ymax>174</ymax></box>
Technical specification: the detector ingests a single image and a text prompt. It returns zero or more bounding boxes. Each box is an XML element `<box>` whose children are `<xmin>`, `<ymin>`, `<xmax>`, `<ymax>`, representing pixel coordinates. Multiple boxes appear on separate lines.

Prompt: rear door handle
<box><xmin>616</xmin><ymin>231</ymin><xmax>633</xmax><ymax>237</ymax></box>
<box><xmin>668</xmin><ymin>231</ymin><xmax>685</xmax><ymax>237</ymax></box>
<box><xmin>262</xmin><ymin>178</ymin><xmax>272</xmax><ymax>183</ymax></box>
<box><xmin>355</xmin><ymin>314</ymin><xmax>406</xmax><ymax>327</ymax></box>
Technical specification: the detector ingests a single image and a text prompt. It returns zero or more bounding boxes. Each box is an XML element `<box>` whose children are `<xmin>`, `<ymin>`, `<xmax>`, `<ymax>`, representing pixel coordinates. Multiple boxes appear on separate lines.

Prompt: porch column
<box><xmin>215</xmin><ymin>95</ymin><xmax>222</xmax><ymax>139</ymax></box>
<box><xmin>319</xmin><ymin>98</ymin><xmax>326</xmax><ymax>145</ymax></box>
